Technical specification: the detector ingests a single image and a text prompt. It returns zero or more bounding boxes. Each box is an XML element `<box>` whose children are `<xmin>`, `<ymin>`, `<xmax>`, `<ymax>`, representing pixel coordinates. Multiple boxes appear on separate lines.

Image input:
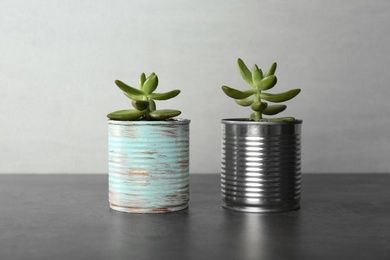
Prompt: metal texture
<box><xmin>108</xmin><ymin>119</ymin><xmax>190</xmax><ymax>213</ymax></box>
<box><xmin>221</xmin><ymin>119</ymin><xmax>302</xmax><ymax>213</ymax></box>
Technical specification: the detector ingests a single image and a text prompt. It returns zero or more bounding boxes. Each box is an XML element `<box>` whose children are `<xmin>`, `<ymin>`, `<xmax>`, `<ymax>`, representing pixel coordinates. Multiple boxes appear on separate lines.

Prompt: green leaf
<box><xmin>148</xmin><ymin>90</ymin><xmax>180</xmax><ymax>100</ymax></box>
<box><xmin>265</xmin><ymin>62</ymin><xmax>277</xmax><ymax>77</ymax></box>
<box><xmin>149</xmin><ymin>99</ymin><xmax>156</xmax><ymax>111</ymax></box>
<box><xmin>258</xmin><ymin>75</ymin><xmax>277</xmax><ymax>91</ymax></box>
<box><xmin>249</xmin><ymin>112</ymin><xmax>262</xmax><ymax>121</ymax></box>
<box><xmin>107</xmin><ymin>109</ymin><xmax>146</xmax><ymax>121</ymax></box>
<box><xmin>149</xmin><ymin>109</ymin><xmax>181</xmax><ymax>120</ymax></box>
<box><xmin>132</xmin><ymin>100</ymin><xmax>150</xmax><ymax>111</ymax></box>
<box><xmin>262</xmin><ymin>104</ymin><xmax>287</xmax><ymax>115</ymax></box>
<box><xmin>115</xmin><ymin>80</ymin><xmax>144</xmax><ymax>96</ymax></box>
<box><xmin>123</xmin><ymin>92</ymin><xmax>143</xmax><ymax>101</ymax></box>
<box><xmin>260</xmin><ymin>89</ymin><xmax>301</xmax><ymax>103</ymax></box>
<box><xmin>235</xmin><ymin>97</ymin><xmax>254</xmax><ymax>107</ymax></box>
<box><xmin>251</xmin><ymin>65</ymin><xmax>263</xmax><ymax>88</ymax></box>
<box><xmin>221</xmin><ymin>86</ymin><xmax>255</xmax><ymax>99</ymax></box>
<box><xmin>250</xmin><ymin>112</ymin><xmax>256</xmax><ymax>120</ymax></box>
<box><xmin>237</xmin><ymin>58</ymin><xmax>253</xmax><ymax>86</ymax></box>
<box><xmin>139</xmin><ymin>73</ymin><xmax>146</xmax><ymax>88</ymax></box>
<box><xmin>143</xmin><ymin>73</ymin><xmax>158</xmax><ymax>94</ymax></box>
<box><xmin>266</xmin><ymin>117</ymin><xmax>296</xmax><ymax>122</ymax></box>
<box><xmin>250</xmin><ymin>102</ymin><xmax>267</xmax><ymax>112</ymax></box>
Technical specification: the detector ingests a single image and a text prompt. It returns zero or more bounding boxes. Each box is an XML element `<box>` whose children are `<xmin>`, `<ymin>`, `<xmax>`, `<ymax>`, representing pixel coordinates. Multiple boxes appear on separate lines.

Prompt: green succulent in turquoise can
<box><xmin>107</xmin><ymin>72</ymin><xmax>181</xmax><ymax>121</ymax></box>
<box><xmin>221</xmin><ymin>58</ymin><xmax>301</xmax><ymax>122</ymax></box>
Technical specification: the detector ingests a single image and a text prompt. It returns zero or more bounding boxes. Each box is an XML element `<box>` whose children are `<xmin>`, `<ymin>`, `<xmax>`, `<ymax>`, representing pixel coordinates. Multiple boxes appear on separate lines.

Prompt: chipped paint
<box><xmin>108</xmin><ymin>119</ymin><xmax>190</xmax><ymax>214</ymax></box>
<box><xmin>129</xmin><ymin>170</ymin><xmax>149</xmax><ymax>176</ymax></box>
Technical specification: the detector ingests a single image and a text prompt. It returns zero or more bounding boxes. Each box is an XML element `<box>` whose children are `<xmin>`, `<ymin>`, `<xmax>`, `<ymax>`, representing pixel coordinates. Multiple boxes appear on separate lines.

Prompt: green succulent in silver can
<box><xmin>107</xmin><ymin>72</ymin><xmax>181</xmax><ymax>121</ymax></box>
<box><xmin>222</xmin><ymin>58</ymin><xmax>301</xmax><ymax>122</ymax></box>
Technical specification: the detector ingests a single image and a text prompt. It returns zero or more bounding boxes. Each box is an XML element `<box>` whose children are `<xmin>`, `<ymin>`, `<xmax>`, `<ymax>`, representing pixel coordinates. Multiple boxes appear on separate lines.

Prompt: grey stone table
<box><xmin>1</xmin><ymin>174</ymin><xmax>390</xmax><ymax>260</ymax></box>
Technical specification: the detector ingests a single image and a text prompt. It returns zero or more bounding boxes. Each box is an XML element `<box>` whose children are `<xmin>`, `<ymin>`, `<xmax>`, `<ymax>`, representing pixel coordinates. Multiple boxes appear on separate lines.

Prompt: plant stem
<box><xmin>254</xmin><ymin>91</ymin><xmax>262</xmax><ymax>121</ymax></box>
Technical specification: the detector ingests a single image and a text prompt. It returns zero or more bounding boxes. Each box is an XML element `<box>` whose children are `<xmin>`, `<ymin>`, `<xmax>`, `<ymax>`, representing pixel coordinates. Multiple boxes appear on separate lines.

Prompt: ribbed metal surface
<box><xmin>108</xmin><ymin>119</ymin><xmax>190</xmax><ymax>213</ymax></box>
<box><xmin>221</xmin><ymin>119</ymin><xmax>302</xmax><ymax>213</ymax></box>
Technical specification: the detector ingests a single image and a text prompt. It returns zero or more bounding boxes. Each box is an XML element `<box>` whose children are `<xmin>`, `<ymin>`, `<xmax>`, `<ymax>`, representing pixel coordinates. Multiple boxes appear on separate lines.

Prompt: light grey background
<box><xmin>1</xmin><ymin>0</ymin><xmax>389</xmax><ymax>174</ymax></box>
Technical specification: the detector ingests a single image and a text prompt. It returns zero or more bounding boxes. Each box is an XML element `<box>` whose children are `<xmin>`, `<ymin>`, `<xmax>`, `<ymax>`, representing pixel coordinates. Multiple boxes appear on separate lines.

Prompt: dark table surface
<box><xmin>1</xmin><ymin>174</ymin><xmax>389</xmax><ymax>260</ymax></box>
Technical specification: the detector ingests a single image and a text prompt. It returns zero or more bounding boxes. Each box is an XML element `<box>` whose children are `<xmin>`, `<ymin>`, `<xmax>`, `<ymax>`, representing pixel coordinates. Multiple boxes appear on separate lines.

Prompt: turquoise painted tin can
<box><xmin>108</xmin><ymin>119</ymin><xmax>190</xmax><ymax>213</ymax></box>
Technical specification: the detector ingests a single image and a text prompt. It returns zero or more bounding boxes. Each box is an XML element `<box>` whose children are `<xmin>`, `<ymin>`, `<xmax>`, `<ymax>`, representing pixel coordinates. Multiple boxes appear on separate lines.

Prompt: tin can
<box><xmin>108</xmin><ymin>119</ymin><xmax>190</xmax><ymax>213</ymax></box>
<box><xmin>221</xmin><ymin>119</ymin><xmax>302</xmax><ymax>213</ymax></box>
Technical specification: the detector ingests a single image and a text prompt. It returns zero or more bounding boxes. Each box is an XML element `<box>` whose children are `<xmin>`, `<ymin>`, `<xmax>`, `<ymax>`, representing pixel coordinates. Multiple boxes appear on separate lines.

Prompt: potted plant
<box><xmin>220</xmin><ymin>58</ymin><xmax>302</xmax><ymax>213</ymax></box>
<box><xmin>107</xmin><ymin>72</ymin><xmax>190</xmax><ymax>213</ymax></box>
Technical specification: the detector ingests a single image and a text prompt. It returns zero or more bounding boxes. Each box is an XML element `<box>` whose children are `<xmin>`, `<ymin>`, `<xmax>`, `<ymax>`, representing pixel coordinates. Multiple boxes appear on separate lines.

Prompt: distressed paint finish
<box><xmin>108</xmin><ymin>119</ymin><xmax>190</xmax><ymax>213</ymax></box>
<box><xmin>221</xmin><ymin>119</ymin><xmax>302</xmax><ymax>213</ymax></box>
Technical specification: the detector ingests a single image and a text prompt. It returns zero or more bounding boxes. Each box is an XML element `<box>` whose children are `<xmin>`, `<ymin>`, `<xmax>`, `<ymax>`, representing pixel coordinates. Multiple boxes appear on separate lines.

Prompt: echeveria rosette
<box><xmin>221</xmin><ymin>58</ymin><xmax>301</xmax><ymax>122</ymax></box>
<box><xmin>107</xmin><ymin>72</ymin><xmax>181</xmax><ymax>121</ymax></box>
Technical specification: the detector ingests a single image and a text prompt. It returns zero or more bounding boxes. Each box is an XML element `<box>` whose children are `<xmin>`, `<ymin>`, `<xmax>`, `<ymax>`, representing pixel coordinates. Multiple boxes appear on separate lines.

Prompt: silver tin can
<box><xmin>221</xmin><ymin>119</ymin><xmax>302</xmax><ymax>213</ymax></box>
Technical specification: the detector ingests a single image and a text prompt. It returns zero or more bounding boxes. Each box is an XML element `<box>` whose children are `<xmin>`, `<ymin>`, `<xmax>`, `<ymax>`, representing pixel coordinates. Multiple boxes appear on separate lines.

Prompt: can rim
<box><xmin>108</xmin><ymin>118</ymin><xmax>190</xmax><ymax>126</ymax></box>
<box><xmin>221</xmin><ymin>118</ymin><xmax>302</xmax><ymax>125</ymax></box>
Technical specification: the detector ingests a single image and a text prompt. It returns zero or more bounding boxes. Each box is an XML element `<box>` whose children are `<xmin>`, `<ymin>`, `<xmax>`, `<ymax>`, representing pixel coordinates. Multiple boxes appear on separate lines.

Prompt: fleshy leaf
<box><xmin>148</xmin><ymin>90</ymin><xmax>180</xmax><ymax>100</ymax></box>
<box><xmin>139</xmin><ymin>73</ymin><xmax>146</xmax><ymax>88</ymax></box>
<box><xmin>250</xmin><ymin>112</ymin><xmax>262</xmax><ymax>121</ymax></box>
<box><xmin>149</xmin><ymin>109</ymin><xmax>181</xmax><ymax>120</ymax></box>
<box><xmin>252</xmin><ymin>65</ymin><xmax>263</xmax><ymax>88</ymax></box>
<box><xmin>149</xmin><ymin>99</ymin><xmax>156</xmax><ymax>111</ymax></box>
<box><xmin>222</xmin><ymin>86</ymin><xmax>255</xmax><ymax>99</ymax></box>
<box><xmin>265</xmin><ymin>62</ymin><xmax>277</xmax><ymax>77</ymax></box>
<box><xmin>260</xmin><ymin>89</ymin><xmax>301</xmax><ymax>103</ymax></box>
<box><xmin>235</xmin><ymin>98</ymin><xmax>254</xmax><ymax>107</ymax></box>
<box><xmin>262</xmin><ymin>104</ymin><xmax>287</xmax><ymax>115</ymax></box>
<box><xmin>265</xmin><ymin>117</ymin><xmax>296</xmax><ymax>122</ymax></box>
<box><xmin>258</xmin><ymin>75</ymin><xmax>277</xmax><ymax>91</ymax></box>
<box><xmin>107</xmin><ymin>109</ymin><xmax>146</xmax><ymax>121</ymax></box>
<box><xmin>237</xmin><ymin>58</ymin><xmax>253</xmax><ymax>86</ymax></box>
<box><xmin>251</xmin><ymin>102</ymin><xmax>267</xmax><ymax>112</ymax></box>
<box><xmin>123</xmin><ymin>92</ymin><xmax>143</xmax><ymax>101</ymax></box>
<box><xmin>143</xmin><ymin>73</ymin><xmax>158</xmax><ymax>94</ymax></box>
<box><xmin>132</xmin><ymin>100</ymin><xmax>149</xmax><ymax>111</ymax></box>
<box><xmin>250</xmin><ymin>112</ymin><xmax>256</xmax><ymax>120</ymax></box>
<box><xmin>115</xmin><ymin>80</ymin><xmax>144</xmax><ymax>96</ymax></box>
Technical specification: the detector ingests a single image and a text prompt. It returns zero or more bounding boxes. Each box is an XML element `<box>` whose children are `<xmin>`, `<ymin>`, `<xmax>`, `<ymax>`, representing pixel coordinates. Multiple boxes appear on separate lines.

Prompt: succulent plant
<box><xmin>107</xmin><ymin>72</ymin><xmax>181</xmax><ymax>121</ymax></box>
<box><xmin>222</xmin><ymin>58</ymin><xmax>301</xmax><ymax>122</ymax></box>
